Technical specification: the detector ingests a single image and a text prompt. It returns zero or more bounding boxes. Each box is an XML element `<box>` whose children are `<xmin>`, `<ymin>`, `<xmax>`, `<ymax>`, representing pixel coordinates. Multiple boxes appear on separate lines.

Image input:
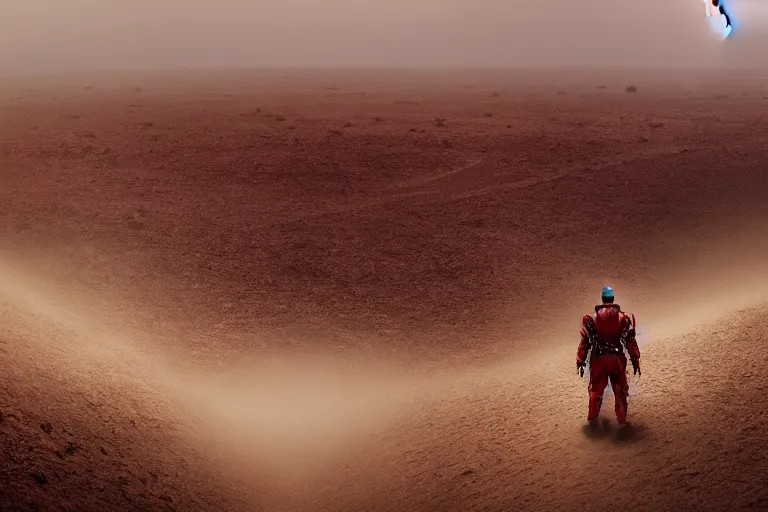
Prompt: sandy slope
<box><xmin>0</xmin><ymin>70</ymin><xmax>767</xmax><ymax>511</ymax></box>
<box><xmin>286</xmin><ymin>304</ymin><xmax>768</xmax><ymax>512</ymax></box>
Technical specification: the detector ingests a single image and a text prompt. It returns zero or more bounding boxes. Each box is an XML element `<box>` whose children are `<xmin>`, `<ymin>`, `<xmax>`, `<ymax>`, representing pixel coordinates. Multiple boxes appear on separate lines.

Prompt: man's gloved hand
<box><xmin>630</xmin><ymin>357</ymin><xmax>641</xmax><ymax>376</ymax></box>
<box><xmin>577</xmin><ymin>361</ymin><xmax>586</xmax><ymax>378</ymax></box>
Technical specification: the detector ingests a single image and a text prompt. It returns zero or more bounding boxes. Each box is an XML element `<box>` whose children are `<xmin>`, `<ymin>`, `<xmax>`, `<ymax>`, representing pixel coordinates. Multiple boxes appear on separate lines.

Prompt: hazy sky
<box><xmin>2</xmin><ymin>0</ymin><xmax>767</xmax><ymax>75</ymax></box>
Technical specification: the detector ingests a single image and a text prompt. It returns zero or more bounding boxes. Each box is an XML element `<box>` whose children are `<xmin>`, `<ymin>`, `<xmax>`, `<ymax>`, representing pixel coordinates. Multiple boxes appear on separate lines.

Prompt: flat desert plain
<box><xmin>1</xmin><ymin>69</ymin><xmax>767</xmax><ymax>512</ymax></box>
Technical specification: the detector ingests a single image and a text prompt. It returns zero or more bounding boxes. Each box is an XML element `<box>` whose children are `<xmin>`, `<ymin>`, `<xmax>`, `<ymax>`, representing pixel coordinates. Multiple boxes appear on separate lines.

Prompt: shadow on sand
<box><xmin>581</xmin><ymin>418</ymin><xmax>645</xmax><ymax>444</ymax></box>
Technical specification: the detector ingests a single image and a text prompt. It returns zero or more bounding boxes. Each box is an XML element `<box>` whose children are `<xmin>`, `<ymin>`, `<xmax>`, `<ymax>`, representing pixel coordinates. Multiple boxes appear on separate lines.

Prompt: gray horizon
<box><xmin>2</xmin><ymin>0</ymin><xmax>767</xmax><ymax>76</ymax></box>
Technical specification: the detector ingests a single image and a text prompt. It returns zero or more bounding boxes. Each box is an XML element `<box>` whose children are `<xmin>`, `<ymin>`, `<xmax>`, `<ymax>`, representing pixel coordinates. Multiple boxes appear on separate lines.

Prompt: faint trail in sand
<box><xmin>390</xmin><ymin>135</ymin><xmax>768</xmax><ymax>208</ymax></box>
<box><xmin>388</xmin><ymin>157</ymin><xmax>485</xmax><ymax>190</ymax></box>
<box><xmin>272</xmin><ymin>142</ymin><xmax>747</xmax><ymax>227</ymax></box>
<box><xmin>269</xmin><ymin>158</ymin><xmax>486</xmax><ymax>225</ymax></box>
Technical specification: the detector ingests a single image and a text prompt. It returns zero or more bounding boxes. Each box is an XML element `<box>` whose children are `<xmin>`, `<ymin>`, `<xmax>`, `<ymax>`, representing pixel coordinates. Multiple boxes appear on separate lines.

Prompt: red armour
<box><xmin>576</xmin><ymin>303</ymin><xmax>640</xmax><ymax>425</ymax></box>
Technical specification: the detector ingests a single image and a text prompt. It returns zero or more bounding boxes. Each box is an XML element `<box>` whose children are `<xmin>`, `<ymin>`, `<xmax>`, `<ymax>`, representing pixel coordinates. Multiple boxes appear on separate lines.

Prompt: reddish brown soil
<box><xmin>1</xmin><ymin>69</ymin><xmax>767</xmax><ymax>512</ymax></box>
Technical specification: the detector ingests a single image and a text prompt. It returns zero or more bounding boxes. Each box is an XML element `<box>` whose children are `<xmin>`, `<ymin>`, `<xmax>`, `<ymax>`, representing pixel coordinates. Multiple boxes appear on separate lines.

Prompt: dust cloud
<box><xmin>3</xmin><ymin>0</ymin><xmax>768</xmax><ymax>75</ymax></box>
<box><xmin>0</xmin><ymin>252</ymin><xmax>424</xmax><ymax>485</ymax></box>
<box><xmin>2</xmin><ymin>218</ymin><xmax>766</xmax><ymax>490</ymax></box>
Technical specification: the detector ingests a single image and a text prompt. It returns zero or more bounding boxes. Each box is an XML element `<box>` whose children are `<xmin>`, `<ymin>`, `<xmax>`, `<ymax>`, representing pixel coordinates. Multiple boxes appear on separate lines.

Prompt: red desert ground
<box><xmin>1</xmin><ymin>69</ymin><xmax>767</xmax><ymax>511</ymax></box>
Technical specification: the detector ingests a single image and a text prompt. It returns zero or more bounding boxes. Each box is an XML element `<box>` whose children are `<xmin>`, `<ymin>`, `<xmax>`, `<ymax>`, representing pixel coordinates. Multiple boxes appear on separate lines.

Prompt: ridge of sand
<box><xmin>2</xmin><ymin>272</ymin><xmax>766</xmax><ymax>511</ymax></box>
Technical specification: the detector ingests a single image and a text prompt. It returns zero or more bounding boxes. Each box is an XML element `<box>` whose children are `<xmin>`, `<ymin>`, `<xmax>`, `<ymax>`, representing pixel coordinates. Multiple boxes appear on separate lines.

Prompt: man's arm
<box><xmin>577</xmin><ymin>315</ymin><xmax>594</xmax><ymax>376</ymax></box>
<box><xmin>623</xmin><ymin>314</ymin><xmax>641</xmax><ymax>375</ymax></box>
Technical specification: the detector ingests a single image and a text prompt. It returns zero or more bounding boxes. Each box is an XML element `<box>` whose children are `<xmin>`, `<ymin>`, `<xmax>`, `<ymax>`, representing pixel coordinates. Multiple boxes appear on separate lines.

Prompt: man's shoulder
<box><xmin>581</xmin><ymin>313</ymin><xmax>596</xmax><ymax>331</ymax></box>
<box><xmin>619</xmin><ymin>310</ymin><xmax>635</xmax><ymax>328</ymax></box>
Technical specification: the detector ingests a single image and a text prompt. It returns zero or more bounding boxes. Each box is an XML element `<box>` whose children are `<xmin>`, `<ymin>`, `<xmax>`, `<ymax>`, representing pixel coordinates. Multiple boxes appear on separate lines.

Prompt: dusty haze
<box><xmin>3</xmin><ymin>0</ymin><xmax>768</xmax><ymax>75</ymax></box>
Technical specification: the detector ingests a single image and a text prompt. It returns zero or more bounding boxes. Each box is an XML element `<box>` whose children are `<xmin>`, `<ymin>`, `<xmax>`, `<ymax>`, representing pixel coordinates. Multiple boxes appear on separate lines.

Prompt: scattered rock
<box><xmin>30</xmin><ymin>473</ymin><xmax>48</xmax><ymax>485</ymax></box>
<box><xmin>460</xmin><ymin>469</ymin><xmax>474</xmax><ymax>476</ymax></box>
<box><xmin>40</xmin><ymin>422</ymin><xmax>52</xmax><ymax>434</ymax></box>
<box><xmin>625</xmin><ymin>86</ymin><xmax>638</xmax><ymax>93</ymax></box>
<box><xmin>65</xmin><ymin>441</ymin><xmax>80</xmax><ymax>456</ymax></box>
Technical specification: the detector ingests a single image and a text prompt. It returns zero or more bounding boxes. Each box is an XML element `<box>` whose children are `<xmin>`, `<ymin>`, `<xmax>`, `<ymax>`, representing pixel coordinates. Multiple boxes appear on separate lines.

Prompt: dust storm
<box><xmin>4</xmin><ymin>0</ymin><xmax>768</xmax><ymax>72</ymax></box>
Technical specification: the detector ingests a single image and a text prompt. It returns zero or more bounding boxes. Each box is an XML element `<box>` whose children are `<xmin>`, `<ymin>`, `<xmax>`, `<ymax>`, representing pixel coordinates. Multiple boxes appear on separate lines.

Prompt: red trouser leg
<box><xmin>609</xmin><ymin>358</ymin><xmax>630</xmax><ymax>425</ymax></box>
<box><xmin>588</xmin><ymin>355</ymin><xmax>630</xmax><ymax>423</ymax></box>
<box><xmin>587</xmin><ymin>360</ymin><xmax>609</xmax><ymax>421</ymax></box>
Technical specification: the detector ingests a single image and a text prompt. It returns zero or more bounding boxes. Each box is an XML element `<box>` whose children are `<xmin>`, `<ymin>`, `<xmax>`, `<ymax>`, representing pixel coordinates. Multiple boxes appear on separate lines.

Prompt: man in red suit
<box><xmin>576</xmin><ymin>286</ymin><xmax>641</xmax><ymax>426</ymax></box>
